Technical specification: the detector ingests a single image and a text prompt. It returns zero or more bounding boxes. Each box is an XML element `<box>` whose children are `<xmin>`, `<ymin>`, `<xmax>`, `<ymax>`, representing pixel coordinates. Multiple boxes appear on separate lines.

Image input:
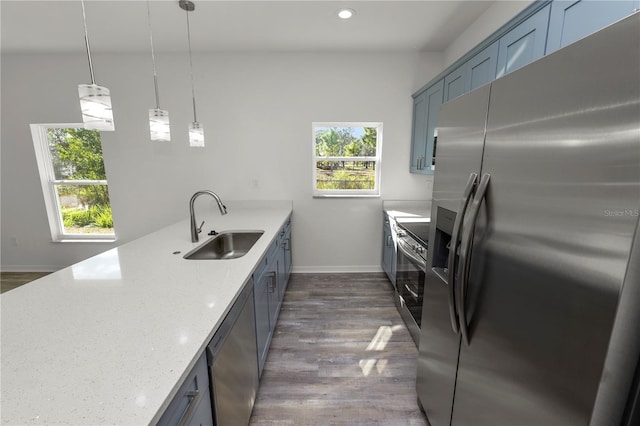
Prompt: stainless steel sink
<box><xmin>183</xmin><ymin>231</ymin><xmax>264</xmax><ymax>260</ymax></box>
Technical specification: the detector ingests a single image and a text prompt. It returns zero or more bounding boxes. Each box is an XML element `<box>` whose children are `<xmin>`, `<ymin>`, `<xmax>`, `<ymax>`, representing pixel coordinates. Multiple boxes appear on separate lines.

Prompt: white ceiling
<box><xmin>1</xmin><ymin>1</ymin><xmax>496</xmax><ymax>54</ymax></box>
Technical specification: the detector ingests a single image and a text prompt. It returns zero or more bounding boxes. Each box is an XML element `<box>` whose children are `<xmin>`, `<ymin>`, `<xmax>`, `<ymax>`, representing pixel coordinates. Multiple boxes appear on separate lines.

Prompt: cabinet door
<box><xmin>546</xmin><ymin>0</ymin><xmax>639</xmax><ymax>53</ymax></box>
<box><xmin>267</xmin><ymin>267</ymin><xmax>279</xmax><ymax>330</ymax></box>
<box><xmin>411</xmin><ymin>80</ymin><xmax>444</xmax><ymax>174</ymax></box>
<box><xmin>382</xmin><ymin>216</ymin><xmax>396</xmax><ymax>286</ymax></box>
<box><xmin>444</xmin><ymin>66</ymin><xmax>468</xmax><ymax>103</ymax></box>
<box><xmin>410</xmin><ymin>91</ymin><xmax>428</xmax><ymax>173</ymax></box>
<box><xmin>253</xmin><ymin>272</ymin><xmax>271</xmax><ymax>377</ymax></box>
<box><xmin>468</xmin><ymin>41</ymin><xmax>499</xmax><ymax>91</ymax></box>
<box><xmin>496</xmin><ymin>5</ymin><xmax>551</xmax><ymax>77</ymax></box>
<box><xmin>283</xmin><ymin>230</ymin><xmax>292</xmax><ymax>280</ymax></box>
<box><xmin>277</xmin><ymin>241</ymin><xmax>286</xmax><ymax>303</ymax></box>
<box><xmin>424</xmin><ymin>80</ymin><xmax>444</xmax><ymax>173</ymax></box>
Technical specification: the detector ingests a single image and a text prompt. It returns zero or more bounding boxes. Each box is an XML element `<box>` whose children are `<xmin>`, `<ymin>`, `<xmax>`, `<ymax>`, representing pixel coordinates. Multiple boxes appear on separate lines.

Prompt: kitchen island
<box><xmin>0</xmin><ymin>200</ymin><xmax>292</xmax><ymax>425</ymax></box>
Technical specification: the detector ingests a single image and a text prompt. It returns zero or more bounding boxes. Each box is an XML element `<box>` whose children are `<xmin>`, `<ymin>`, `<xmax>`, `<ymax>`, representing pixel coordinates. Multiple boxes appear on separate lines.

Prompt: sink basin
<box><xmin>183</xmin><ymin>231</ymin><xmax>264</xmax><ymax>260</ymax></box>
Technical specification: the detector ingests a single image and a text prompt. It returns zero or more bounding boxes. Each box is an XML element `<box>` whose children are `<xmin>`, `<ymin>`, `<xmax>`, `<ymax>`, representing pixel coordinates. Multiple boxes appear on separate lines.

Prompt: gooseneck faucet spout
<box><xmin>189</xmin><ymin>190</ymin><xmax>228</xmax><ymax>242</ymax></box>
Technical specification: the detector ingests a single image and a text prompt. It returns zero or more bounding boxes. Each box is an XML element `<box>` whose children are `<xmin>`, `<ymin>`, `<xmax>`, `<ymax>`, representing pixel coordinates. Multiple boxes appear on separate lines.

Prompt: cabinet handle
<box><xmin>178</xmin><ymin>390</ymin><xmax>202</xmax><ymax>426</ymax></box>
<box><xmin>386</xmin><ymin>235</ymin><xmax>393</xmax><ymax>246</ymax></box>
<box><xmin>285</xmin><ymin>238</ymin><xmax>291</xmax><ymax>251</ymax></box>
<box><xmin>267</xmin><ymin>272</ymin><xmax>276</xmax><ymax>293</ymax></box>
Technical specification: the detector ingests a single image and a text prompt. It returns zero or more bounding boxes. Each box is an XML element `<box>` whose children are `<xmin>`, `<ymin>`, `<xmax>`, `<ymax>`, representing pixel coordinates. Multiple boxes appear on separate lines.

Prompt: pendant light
<box><xmin>147</xmin><ymin>0</ymin><xmax>170</xmax><ymax>141</ymax></box>
<box><xmin>180</xmin><ymin>0</ymin><xmax>205</xmax><ymax>148</ymax></box>
<box><xmin>78</xmin><ymin>0</ymin><xmax>115</xmax><ymax>131</ymax></box>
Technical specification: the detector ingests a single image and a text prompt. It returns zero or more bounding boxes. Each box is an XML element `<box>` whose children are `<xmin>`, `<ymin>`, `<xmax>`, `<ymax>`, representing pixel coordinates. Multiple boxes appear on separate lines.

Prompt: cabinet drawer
<box><xmin>157</xmin><ymin>353</ymin><xmax>211</xmax><ymax>426</ymax></box>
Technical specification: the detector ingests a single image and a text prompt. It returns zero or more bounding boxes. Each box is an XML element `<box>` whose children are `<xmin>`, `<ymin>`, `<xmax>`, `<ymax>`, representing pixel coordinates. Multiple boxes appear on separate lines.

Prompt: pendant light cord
<box><xmin>81</xmin><ymin>0</ymin><xmax>96</xmax><ymax>84</ymax></box>
<box><xmin>147</xmin><ymin>0</ymin><xmax>161</xmax><ymax>109</ymax></box>
<box><xmin>185</xmin><ymin>7</ymin><xmax>198</xmax><ymax>122</ymax></box>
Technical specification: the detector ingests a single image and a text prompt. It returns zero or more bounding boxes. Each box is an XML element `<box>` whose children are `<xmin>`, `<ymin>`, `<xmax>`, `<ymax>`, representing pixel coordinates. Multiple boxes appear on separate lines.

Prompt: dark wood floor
<box><xmin>2</xmin><ymin>271</ymin><xmax>427</xmax><ymax>424</ymax></box>
<box><xmin>250</xmin><ymin>273</ymin><xmax>427</xmax><ymax>425</ymax></box>
<box><xmin>0</xmin><ymin>272</ymin><xmax>50</xmax><ymax>293</ymax></box>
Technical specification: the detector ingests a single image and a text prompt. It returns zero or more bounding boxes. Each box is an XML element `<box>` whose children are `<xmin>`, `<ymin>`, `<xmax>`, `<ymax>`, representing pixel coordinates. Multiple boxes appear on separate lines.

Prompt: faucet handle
<box><xmin>196</xmin><ymin>220</ymin><xmax>205</xmax><ymax>234</ymax></box>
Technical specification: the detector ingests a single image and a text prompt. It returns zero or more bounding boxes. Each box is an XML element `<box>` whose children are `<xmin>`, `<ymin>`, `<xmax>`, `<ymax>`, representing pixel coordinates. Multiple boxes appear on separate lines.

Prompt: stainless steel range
<box><xmin>395</xmin><ymin>218</ymin><xmax>429</xmax><ymax>346</ymax></box>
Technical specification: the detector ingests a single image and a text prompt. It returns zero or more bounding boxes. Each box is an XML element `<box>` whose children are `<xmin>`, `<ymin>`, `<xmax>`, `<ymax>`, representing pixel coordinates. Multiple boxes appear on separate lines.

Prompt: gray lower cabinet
<box><xmin>157</xmin><ymin>353</ymin><xmax>213</xmax><ymax>426</ymax></box>
<box><xmin>253</xmin><ymin>217</ymin><xmax>292</xmax><ymax>377</ymax></box>
<box><xmin>283</xmin><ymin>226</ymin><xmax>292</xmax><ymax>282</ymax></box>
<box><xmin>382</xmin><ymin>213</ymin><xmax>396</xmax><ymax>287</ymax></box>
<box><xmin>253</xmin><ymin>267</ymin><xmax>271</xmax><ymax>377</ymax></box>
<box><xmin>159</xmin><ymin>218</ymin><xmax>293</xmax><ymax>425</ymax></box>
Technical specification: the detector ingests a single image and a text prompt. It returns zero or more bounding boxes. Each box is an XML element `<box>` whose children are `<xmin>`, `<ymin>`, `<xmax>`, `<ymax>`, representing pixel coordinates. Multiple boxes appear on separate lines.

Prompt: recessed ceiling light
<box><xmin>337</xmin><ymin>8</ymin><xmax>355</xmax><ymax>20</ymax></box>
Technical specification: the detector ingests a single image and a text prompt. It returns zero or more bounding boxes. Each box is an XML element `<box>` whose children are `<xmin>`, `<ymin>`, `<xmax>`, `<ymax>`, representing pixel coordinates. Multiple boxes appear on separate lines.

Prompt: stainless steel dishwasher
<box><xmin>206</xmin><ymin>280</ymin><xmax>259</xmax><ymax>426</ymax></box>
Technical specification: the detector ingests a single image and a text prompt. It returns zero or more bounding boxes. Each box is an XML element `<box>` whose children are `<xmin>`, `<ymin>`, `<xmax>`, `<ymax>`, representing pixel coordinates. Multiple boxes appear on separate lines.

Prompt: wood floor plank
<box><xmin>0</xmin><ymin>272</ymin><xmax>50</xmax><ymax>293</ymax></box>
<box><xmin>250</xmin><ymin>273</ymin><xmax>427</xmax><ymax>425</ymax></box>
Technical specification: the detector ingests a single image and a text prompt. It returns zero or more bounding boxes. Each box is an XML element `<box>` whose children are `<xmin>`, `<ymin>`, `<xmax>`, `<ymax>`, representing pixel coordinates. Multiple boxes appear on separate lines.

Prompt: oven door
<box><xmin>396</xmin><ymin>237</ymin><xmax>426</xmax><ymax>344</ymax></box>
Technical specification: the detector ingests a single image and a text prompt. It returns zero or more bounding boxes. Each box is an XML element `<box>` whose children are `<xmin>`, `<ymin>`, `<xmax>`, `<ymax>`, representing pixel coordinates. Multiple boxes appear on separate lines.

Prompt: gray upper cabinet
<box><xmin>468</xmin><ymin>41</ymin><xmax>499</xmax><ymax>91</ymax></box>
<box><xmin>496</xmin><ymin>4</ymin><xmax>551</xmax><ymax>77</ymax></box>
<box><xmin>410</xmin><ymin>91</ymin><xmax>428</xmax><ymax>174</ymax></box>
<box><xmin>546</xmin><ymin>0</ymin><xmax>640</xmax><ymax>53</ymax></box>
<box><xmin>444</xmin><ymin>41</ymin><xmax>499</xmax><ymax>104</ymax></box>
<box><xmin>444</xmin><ymin>67</ymin><xmax>467</xmax><ymax>103</ymax></box>
<box><xmin>411</xmin><ymin>80</ymin><xmax>443</xmax><ymax>174</ymax></box>
<box><xmin>410</xmin><ymin>0</ymin><xmax>639</xmax><ymax>174</ymax></box>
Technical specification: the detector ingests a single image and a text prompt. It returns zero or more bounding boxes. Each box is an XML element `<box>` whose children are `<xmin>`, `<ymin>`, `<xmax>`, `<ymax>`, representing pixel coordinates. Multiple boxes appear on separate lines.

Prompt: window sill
<box><xmin>313</xmin><ymin>194</ymin><xmax>381</xmax><ymax>199</ymax></box>
<box><xmin>54</xmin><ymin>238</ymin><xmax>117</xmax><ymax>243</ymax></box>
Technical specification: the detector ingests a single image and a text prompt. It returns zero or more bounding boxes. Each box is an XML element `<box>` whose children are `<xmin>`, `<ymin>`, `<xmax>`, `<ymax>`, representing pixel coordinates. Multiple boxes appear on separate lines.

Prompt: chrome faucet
<box><xmin>189</xmin><ymin>190</ymin><xmax>227</xmax><ymax>242</ymax></box>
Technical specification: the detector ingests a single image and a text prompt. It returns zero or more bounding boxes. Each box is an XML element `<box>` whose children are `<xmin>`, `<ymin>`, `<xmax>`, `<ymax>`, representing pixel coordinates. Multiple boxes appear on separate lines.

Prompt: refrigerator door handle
<box><xmin>457</xmin><ymin>173</ymin><xmax>491</xmax><ymax>346</ymax></box>
<box><xmin>447</xmin><ymin>172</ymin><xmax>478</xmax><ymax>334</ymax></box>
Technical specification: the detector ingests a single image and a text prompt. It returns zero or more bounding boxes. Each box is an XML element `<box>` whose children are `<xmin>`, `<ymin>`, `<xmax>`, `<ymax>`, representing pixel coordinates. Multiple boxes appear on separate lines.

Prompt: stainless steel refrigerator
<box><xmin>416</xmin><ymin>12</ymin><xmax>640</xmax><ymax>426</ymax></box>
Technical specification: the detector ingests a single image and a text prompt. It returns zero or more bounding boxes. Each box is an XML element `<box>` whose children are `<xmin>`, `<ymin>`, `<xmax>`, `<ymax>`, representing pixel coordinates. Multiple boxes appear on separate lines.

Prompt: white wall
<box><xmin>443</xmin><ymin>1</ymin><xmax>533</xmax><ymax>68</ymax></box>
<box><xmin>1</xmin><ymin>50</ymin><xmax>442</xmax><ymax>272</ymax></box>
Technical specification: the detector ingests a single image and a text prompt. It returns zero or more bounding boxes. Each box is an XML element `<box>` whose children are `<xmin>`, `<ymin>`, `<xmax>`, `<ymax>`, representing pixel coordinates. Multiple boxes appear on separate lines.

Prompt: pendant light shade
<box><xmin>78</xmin><ymin>0</ymin><xmax>114</xmax><ymax>131</ymax></box>
<box><xmin>78</xmin><ymin>83</ymin><xmax>114</xmax><ymax>131</ymax></box>
<box><xmin>147</xmin><ymin>0</ymin><xmax>170</xmax><ymax>141</ymax></box>
<box><xmin>149</xmin><ymin>108</ymin><xmax>171</xmax><ymax>141</ymax></box>
<box><xmin>189</xmin><ymin>121</ymin><xmax>205</xmax><ymax>147</ymax></box>
<box><xmin>180</xmin><ymin>0</ymin><xmax>205</xmax><ymax>148</ymax></box>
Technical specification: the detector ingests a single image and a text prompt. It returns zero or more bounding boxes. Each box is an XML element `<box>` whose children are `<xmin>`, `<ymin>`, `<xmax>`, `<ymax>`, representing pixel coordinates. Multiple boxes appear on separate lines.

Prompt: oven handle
<box><xmin>404</xmin><ymin>283</ymin><xmax>419</xmax><ymax>300</ymax></box>
<box><xmin>457</xmin><ymin>173</ymin><xmax>490</xmax><ymax>346</ymax></box>
<box><xmin>447</xmin><ymin>173</ymin><xmax>478</xmax><ymax>334</ymax></box>
<box><xmin>397</xmin><ymin>238</ymin><xmax>427</xmax><ymax>272</ymax></box>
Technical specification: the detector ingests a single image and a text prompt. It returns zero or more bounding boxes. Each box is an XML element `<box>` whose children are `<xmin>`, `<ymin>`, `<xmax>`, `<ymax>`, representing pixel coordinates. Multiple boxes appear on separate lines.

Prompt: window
<box><xmin>30</xmin><ymin>124</ymin><xmax>115</xmax><ymax>242</ymax></box>
<box><xmin>312</xmin><ymin>122</ymin><xmax>382</xmax><ymax>197</ymax></box>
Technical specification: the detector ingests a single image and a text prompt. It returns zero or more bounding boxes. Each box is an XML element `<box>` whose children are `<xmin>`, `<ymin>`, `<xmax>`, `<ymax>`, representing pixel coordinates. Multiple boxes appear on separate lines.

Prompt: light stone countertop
<box><xmin>0</xmin><ymin>201</ymin><xmax>292</xmax><ymax>425</ymax></box>
<box><xmin>382</xmin><ymin>200</ymin><xmax>432</xmax><ymax>220</ymax></box>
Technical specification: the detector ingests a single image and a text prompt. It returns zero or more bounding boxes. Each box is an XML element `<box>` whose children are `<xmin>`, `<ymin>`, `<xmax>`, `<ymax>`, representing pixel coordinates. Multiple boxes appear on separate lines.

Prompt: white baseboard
<box><xmin>291</xmin><ymin>265</ymin><xmax>383</xmax><ymax>274</ymax></box>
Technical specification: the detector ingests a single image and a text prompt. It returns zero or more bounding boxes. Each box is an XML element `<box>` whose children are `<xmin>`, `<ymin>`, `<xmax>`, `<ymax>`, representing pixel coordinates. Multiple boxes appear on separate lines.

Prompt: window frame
<box><xmin>312</xmin><ymin>122</ymin><xmax>383</xmax><ymax>198</ymax></box>
<box><xmin>30</xmin><ymin>124</ymin><xmax>116</xmax><ymax>242</ymax></box>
